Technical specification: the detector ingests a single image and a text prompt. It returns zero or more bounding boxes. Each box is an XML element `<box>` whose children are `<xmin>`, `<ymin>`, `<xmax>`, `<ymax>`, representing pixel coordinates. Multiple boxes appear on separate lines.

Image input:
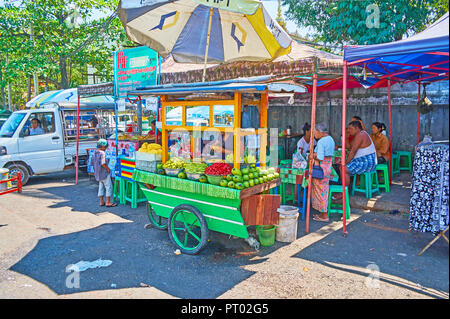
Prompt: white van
<box><xmin>0</xmin><ymin>103</ymin><xmax>115</xmax><ymax>185</ymax></box>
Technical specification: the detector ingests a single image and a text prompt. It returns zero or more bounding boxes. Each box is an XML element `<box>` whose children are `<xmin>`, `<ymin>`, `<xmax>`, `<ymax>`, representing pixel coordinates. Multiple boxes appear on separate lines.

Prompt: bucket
<box><xmin>0</xmin><ymin>168</ymin><xmax>9</xmax><ymax>191</ymax></box>
<box><xmin>256</xmin><ymin>225</ymin><xmax>277</xmax><ymax>246</ymax></box>
<box><xmin>276</xmin><ymin>205</ymin><xmax>299</xmax><ymax>243</ymax></box>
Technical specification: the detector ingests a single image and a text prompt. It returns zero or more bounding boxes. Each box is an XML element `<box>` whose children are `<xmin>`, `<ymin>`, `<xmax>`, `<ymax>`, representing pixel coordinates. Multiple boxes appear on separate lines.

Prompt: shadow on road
<box><xmin>293</xmin><ymin>212</ymin><xmax>449</xmax><ymax>298</ymax></box>
<box><xmin>10</xmin><ymin>174</ymin><xmax>289</xmax><ymax>298</ymax></box>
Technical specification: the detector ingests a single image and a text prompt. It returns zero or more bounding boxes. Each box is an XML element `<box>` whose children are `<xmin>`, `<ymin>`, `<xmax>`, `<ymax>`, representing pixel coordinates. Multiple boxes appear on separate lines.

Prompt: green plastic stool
<box><xmin>278</xmin><ymin>145</ymin><xmax>285</xmax><ymax>161</ymax></box>
<box><xmin>280</xmin><ymin>182</ymin><xmax>295</xmax><ymax>204</ymax></box>
<box><xmin>279</xmin><ymin>159</ymin><xmax>292</xmax><ymax>168</ymax></box>
<box><xmin>391</xmin><ymin>153</ymin><xmax>401</xmax><ymax>177</ymax></box>
<box><xmin>327</xmin><ymin>185</ymin><xmax>351</xmax><ymax>220</ymax></box>
<box><xmin>124</xmin><ymin>179</ymin><xmax>147</xmax><ymax>209</ymax></box>
<box><xmin>113</xmin><ymin>176</ymin><xmax>121</xmax><ymax>203</ymax></box>
<box><xmin>395</xmin><ymin>151</ymin><xmax>412</xmax><ymax>173</ymax></box>
<box><xmin>352</xmin><ymin>170</ymin><xmax>380</xmax><ymax>199</ymax></box>
<box><xmin>375</xmin><ymin>163</ymin><xmax>390</xmax><ymax>193</ymax></box>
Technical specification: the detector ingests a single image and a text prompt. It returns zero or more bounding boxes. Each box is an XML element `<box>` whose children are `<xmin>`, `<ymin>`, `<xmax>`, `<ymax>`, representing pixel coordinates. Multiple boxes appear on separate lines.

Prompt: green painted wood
<box><xmin>133</xmin><ymin>170</ymin><xmax>241</xmax><ymax>200</ymax></box>
<box><xmin>138</xmin><ymin>184</ymin><xmax>249</xmax><ymax>239</ymax></box>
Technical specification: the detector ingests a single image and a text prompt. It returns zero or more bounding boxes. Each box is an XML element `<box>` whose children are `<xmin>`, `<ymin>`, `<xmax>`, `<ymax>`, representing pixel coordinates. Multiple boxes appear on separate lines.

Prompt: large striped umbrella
<box><xmin>118</xmin><ymin>0</ymin><xmax>292</xmax><ymax>80</ymax></box>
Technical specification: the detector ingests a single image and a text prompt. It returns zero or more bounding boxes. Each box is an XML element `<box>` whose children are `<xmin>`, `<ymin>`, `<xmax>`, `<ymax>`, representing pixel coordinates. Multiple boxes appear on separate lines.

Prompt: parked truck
<box><xmin>0</xmin><ymin>102</ymin><xmax>116</xmax><ymax>185</ymax></box>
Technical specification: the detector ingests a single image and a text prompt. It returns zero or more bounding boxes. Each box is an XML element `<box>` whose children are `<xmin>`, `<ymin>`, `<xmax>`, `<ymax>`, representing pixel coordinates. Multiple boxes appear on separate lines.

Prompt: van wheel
<box><xmin>5</xmin><ymin>163</ymin><xmax>30</xmax><ymax>186</ymax></box>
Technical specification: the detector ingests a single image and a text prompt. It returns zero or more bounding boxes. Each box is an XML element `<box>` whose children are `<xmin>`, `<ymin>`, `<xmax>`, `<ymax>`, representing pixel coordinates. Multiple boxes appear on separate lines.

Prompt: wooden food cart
<box><xmin>129</xmin><ymin>79</ymin><xmax>287</xmax><ymax>254</ymax></box>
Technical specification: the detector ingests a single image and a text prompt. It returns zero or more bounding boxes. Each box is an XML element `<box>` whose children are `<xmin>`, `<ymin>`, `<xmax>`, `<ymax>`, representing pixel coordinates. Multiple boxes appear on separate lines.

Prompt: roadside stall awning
<box><xmin>74</xmin><ymin>82</ymin><xmax>117</xmax><ymax>185</ymax></box>
<box><xmin>26</xmin><ymin>88</ymin><xmax>115</xmax><ymax>108</ymax></box>
<box><xmin>78</xmin><ymin>82</ymin><xmax>114</xmax><ymax>97</ymax></box>
<box><xmin>159</xmin><ymin>40</ymin><xmax>344</xmax><ymax>84</ymax></box>
<box><xmin>128</xmin><ymin>76</ymin><xmax>307</xmax><ymax>97</ymax></box>
<box><xmin>338</xmin><ymin>13</ymin><xmax>450</xmax><ymax>235</ymax></box>
<box><xmin>344</xmin><ymin>12</ymin><xmax>449</xmax><ymax>84</ymax></box>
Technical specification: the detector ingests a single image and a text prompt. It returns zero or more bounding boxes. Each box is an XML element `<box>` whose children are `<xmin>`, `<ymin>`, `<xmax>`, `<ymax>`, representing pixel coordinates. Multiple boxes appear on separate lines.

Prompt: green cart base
<box><xmin>134</xmin><ymin>170</ymin><xmax>280</xmax><ymax>255</ymax></box>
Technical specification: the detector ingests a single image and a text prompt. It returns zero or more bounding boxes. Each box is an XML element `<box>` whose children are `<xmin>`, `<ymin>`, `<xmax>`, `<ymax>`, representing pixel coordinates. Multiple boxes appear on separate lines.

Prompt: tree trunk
<box><xmin>0</xmin><ymin>67</ymin><xmax>6</xmax><ymax>109</ymax></box>
<box><xmin>59</xmin><ymin>56</ymin><xmax>69</xmax><ymax>89</ymax></box>
<box><xmin>28</xmin><ymin>75</ymin><xmax>32</xmax><ymax>101</ymax></box>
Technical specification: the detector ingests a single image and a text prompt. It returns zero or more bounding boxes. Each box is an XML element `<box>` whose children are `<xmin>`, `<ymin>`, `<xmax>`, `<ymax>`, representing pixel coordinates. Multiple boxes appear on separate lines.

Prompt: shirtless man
<box><xmin>334</xmin><ymin>120</ymin><xmax>377</xmax><ymax>200</ymax></box>
<box><xmin>345</xmin><ymin>116</ymin><xmax>366</xmax><ymax>150</ymax></box>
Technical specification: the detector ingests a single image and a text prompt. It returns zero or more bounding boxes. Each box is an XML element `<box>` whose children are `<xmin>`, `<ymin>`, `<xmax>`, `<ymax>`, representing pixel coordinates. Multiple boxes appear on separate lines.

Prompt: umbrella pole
<box><xmin>416</xmin><ymin>81</ymin><xmax>421</xmax><ymax>145</ymax></box>
<box><xmin>75</xmin><ymin>94</ymin><xmax>80</xmax><ymax>185</ymax></box>
<box><xmin>342</xmin><ymin>61</ymin><xmax>348</xmax><ymax>235</ymax></box>
<box><xmin>388</xmin><ymin>78</ymin><xmax>393</xmax><ymax>186</ymax></box>
<box><xmin>305</xmin><ymin>72</ymin><xmax>318</xmax><ymax>234</ymax></box>
<box><xmin>202</xmin><ymin>8</ymin><xmax>214</xmax><ymax>82</ymax></box>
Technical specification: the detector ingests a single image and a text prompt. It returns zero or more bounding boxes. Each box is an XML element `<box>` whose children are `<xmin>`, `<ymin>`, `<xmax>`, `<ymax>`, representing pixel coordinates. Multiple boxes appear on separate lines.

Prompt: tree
<box><xmin>0</xmin><ymin>0</ymin><xmax>132</xmax><ymax>109</ymax></box>
<box><xmin>282</xmin><ymin>0</ymin><xmax>449</xmax><ymax>51</ymax></box>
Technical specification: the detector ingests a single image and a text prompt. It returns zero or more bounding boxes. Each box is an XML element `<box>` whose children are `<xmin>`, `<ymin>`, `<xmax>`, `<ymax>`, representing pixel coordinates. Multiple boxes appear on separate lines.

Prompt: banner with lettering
<box><xmin>113</xmin><ymin>46</ymin><xmax>158</xmax><ymax>98</ymax></box>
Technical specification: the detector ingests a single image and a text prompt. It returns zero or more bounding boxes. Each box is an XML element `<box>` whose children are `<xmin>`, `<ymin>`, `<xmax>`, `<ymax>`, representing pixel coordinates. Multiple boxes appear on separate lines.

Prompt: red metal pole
<box><xmin>17</xmin><ymin>172</ymin><xmax>22</xmax><ymax>193</ymax></box>
<box><xmin>416</xmin><ymin>81</ymin><xmax>421</xmax><ymax>145</ymax></box>
<box><xmin>305</xmin><ymin>72</ymin><xmax>318</xmax><ymax>234</ymax></box>
<box><xmin>75</xmin><ymin>94</ymin><xmax>80</xmax><ymax>185</ymax></box>
<box><xmin>341</xmin><ymin>62</ymin><xmax>348</xmax><ymax>235</ymax></box>
<box><xmin>388</xmin><ymin>79</ymin><xmax>393</xmax><ymax>185</ymax></box>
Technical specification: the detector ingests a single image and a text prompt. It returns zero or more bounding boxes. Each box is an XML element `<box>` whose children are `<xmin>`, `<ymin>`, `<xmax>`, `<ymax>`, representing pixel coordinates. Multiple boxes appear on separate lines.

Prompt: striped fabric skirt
<box><xmin>311</xmin><ymin>157</ymin><xmax>333</xmax><ymax>213</ymax></box>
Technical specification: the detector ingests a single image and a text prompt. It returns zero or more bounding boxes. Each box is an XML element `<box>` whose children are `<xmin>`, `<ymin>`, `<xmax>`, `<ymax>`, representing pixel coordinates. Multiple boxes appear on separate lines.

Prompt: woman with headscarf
<box><xmin>310</xmin><ymin>123</ymin><xmax>335</xmax><ymax>222</ymax></box>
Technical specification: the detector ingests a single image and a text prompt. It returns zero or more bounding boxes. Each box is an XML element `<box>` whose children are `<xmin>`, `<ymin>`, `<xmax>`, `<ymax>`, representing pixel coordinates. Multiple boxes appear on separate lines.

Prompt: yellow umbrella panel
<box><xmin>118</xmin><ymin>0</ymin><xmax>292</xmax><ymax>64</ymax></box>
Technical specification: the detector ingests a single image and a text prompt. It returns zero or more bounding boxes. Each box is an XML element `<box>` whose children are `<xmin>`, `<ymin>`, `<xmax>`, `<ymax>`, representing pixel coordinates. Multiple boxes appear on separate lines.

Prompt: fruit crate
<box><xmin>136</xmin><ymin>151</ymin><xmax>162</xmax><ymax>162</ymax></box>
<box><xmin>280</xmin><ymin>168</ymin><xmax>304</xmax><ymax>184</ymax></box>
<box><xmin>135</xmin><ymin>160</ymin><xmax>161</xmax><ymax>173</ymax></box>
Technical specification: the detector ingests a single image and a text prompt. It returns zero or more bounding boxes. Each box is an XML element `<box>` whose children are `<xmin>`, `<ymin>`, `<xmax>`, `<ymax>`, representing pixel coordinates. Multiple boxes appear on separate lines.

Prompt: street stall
<box><xmin>343</xmin><ymin>13</ymin><xmax>449</xmax><ymax>247</ymax></box>
<box><xmin>125</xmin><ymin>78</ymin><xmax>310</xmax><ymax>254</ymax></box>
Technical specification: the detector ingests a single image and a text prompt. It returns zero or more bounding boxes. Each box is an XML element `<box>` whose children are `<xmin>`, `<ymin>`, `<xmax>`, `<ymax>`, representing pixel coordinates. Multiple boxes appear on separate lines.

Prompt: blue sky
<box><xmin>261</xmin><ymin>0</ymin><xmax>304</xmax><ymax>34</ymax></box>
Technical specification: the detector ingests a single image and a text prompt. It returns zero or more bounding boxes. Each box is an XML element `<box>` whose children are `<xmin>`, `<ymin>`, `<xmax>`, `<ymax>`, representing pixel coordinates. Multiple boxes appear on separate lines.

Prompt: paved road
<box><xmin>0</xmin><ymin>170</ymin><xmax>448</xmax><ymax>299</ymax></box>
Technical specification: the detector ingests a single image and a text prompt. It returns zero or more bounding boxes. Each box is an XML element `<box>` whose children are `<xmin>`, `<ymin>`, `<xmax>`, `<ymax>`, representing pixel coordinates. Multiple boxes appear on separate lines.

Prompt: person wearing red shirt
<box><xmin>147</xmin><ymin>120</ymin><xmax>162</xmax><ymax>143</ymax></box>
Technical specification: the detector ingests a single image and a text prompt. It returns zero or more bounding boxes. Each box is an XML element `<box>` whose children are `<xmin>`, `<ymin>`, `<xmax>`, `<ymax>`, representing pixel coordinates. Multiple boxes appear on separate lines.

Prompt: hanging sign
<box><xmin>113</xmin><ymin>46</ymin><xmax>158</xmax><ymax>99</ymax></box>
<box><xmin>144</xmin><ymin>97</ymin><xmax>158</xmax><ymax>112</ymax></box>
<box><xmin>117</xmin><ymin>98</ymin><xmax>126</xmax><ymax>112</ymax></box>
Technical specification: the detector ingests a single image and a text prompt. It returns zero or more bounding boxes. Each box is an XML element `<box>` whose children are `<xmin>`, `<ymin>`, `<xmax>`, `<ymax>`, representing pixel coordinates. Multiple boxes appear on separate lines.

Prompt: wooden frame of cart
<box><xmin>128</xmin><ymin>78</ymin><xmax>303</xmax><ymax>254</ymax></box>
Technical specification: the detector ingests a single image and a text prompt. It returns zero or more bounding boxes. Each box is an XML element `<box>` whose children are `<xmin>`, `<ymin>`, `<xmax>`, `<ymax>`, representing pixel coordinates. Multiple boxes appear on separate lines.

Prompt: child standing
<box><xmin>91</xmin><ymin>139</ymin><xmax>116</xmax><ymax>207</ymax></box>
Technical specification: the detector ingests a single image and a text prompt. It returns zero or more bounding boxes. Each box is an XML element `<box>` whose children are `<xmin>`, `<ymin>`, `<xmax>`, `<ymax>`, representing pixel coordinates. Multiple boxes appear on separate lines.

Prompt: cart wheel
<box><xmin>147</xmin><ymin>203</ymin><xmax>168</xmax><ymax>229</ymax></box>
<box><xmin>168</xmin><ymin>204</ymin><xmax>209</xmax><ymax>255</ymax></box>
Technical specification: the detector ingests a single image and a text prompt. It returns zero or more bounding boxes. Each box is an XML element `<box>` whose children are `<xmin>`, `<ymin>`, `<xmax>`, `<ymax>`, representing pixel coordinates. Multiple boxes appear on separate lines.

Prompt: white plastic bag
<box><xmin>292</xmin><ymin>151</ymin><xmax>307</xmax><ymax>169</ymax></box>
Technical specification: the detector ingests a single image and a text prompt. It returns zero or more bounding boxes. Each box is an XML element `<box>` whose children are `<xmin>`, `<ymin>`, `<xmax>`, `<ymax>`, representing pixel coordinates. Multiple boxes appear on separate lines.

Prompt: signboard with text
<box><xmin>113</xmin><ymin>46</ymin><xmax>158</xmax><ymax>98</ymax></box>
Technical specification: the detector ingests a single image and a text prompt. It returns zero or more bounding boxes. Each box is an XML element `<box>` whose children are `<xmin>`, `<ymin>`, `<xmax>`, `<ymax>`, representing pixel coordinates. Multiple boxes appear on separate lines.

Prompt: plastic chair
<box><xmin>375</xmin><ymin>163</ymin><xmax>390</xmax><ymax>193</ymax></box>
<box><xmin>113</xmin><ymin>176</ymin><xmax>121</xmax><ymax>203</ymax></box>
<box><xmin>327</xmin><ymin>185</ymin><xmax>351</xmax><ymax>220</ymax></box>
<box><xmin>123</xmin><ymin>180</ymin><xmax>147</xmax><ymax>209</ymax></box>
<box><xmin>296</xmin><ymin>185</ymin><xmax>307</xmax><ymax>220</ymax></box>
<box><xmin>278</xmin><ymin>145</ymin><xmax>285</xmax><ymax>161</ymax></box>
<box><xmin>279</xmin><ymin>159</ymin><xmax>292</xmax><ymax>168</ymax></box>
<box><xmin>351</xmin><ymin>170</ymin><xmax>380</xmax><ymax>199</ymax></box>
<box><xmin>391</xmin><ymin>153</ymin><xmax>401</xmax><ymax>177</ymax></box>
<box><xmin>280</xmin><ymin>182</ymin><xmax>295</xmax><ymax>205</ymax></box>
<box><xmin>395</xmin><ymin>151</ymin><xmax>412</xmax><ymax>173</ymax></box>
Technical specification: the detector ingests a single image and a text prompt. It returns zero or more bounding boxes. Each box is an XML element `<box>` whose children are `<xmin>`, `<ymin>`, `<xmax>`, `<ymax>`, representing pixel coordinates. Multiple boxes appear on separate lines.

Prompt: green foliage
<box><xmin>0</xmin><ymin>0</ymin><xmax>133</xmax><ymax>109</ymax></box>
<box><xmin>283</xmin><ymin>0</ymin><xmax>449</xmax><ymax>50</ymax></box>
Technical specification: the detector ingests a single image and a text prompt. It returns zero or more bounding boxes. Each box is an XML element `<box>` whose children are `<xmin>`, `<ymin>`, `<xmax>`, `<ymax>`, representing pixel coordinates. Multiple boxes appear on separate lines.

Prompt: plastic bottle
<box><xmin>129</xmin><ymin>144</ymin><xmax>135</xmax><ymax>159</ymax></box>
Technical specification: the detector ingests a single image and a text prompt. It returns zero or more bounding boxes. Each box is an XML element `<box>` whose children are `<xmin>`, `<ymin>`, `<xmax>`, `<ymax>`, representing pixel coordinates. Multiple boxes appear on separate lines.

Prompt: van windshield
<box><xmin>0</xmin><ymin>113</ymin><xmax>26</xmax><ymax>138</ymax></box>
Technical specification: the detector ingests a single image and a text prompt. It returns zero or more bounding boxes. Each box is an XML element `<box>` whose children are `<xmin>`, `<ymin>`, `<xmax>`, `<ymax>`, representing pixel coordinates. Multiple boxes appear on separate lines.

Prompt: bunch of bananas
<box><xmin>118</xmin><ymin>134</ymin><xmax>130</xmax><ymax>140</ymax></box>
<box><xmin>139</xmin><ymin>143</ymin><xmax>162</xmax><ymax>154</ymax></box>
<box><xmin>244</xmin><ymin>154</ymin><xmax>256</xmax><ymax>164</ymax></box>
<box><xmin>163</xmin><ymin>157</ymin><xmax>186</xmax><ymax>169</ymax></box>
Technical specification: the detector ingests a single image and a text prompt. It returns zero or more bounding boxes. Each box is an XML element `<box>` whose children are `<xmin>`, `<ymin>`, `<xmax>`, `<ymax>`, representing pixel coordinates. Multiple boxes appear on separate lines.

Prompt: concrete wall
<box><xmin>268</xmin><ymin>80</ymin><xmax>449</xmax><ymax>157</ymax></box>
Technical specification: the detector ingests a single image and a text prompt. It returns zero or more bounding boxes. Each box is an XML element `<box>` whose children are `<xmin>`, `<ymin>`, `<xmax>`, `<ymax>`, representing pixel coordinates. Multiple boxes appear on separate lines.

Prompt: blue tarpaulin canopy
<box><xmin>344</xmin><ymin>12</ymin><xmax>449</xmax><ymax>83</ymax></box>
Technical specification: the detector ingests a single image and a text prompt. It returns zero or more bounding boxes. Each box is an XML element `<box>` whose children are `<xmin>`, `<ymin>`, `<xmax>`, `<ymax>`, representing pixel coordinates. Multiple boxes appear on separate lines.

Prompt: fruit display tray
<box><xmin>133</xmin><ymin>169</ymin><xmax>280</xmax><ymax>201</ymax></box>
